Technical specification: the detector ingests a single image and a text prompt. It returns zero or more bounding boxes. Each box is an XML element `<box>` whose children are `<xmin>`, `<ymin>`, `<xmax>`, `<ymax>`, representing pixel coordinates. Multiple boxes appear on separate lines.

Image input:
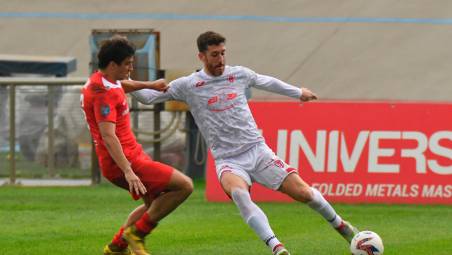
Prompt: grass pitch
<box><xmin>0</xmin><ymin>181</ymin><xmax>451</xmax><ymax>255</ymax></box>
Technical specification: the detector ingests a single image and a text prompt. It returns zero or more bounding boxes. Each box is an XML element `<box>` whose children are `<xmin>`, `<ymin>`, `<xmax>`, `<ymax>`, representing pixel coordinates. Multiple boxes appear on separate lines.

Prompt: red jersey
<box><xmin>81</xmin><ymin>71</ymin><xmax>142</xmax><ymax>178</ymax></box>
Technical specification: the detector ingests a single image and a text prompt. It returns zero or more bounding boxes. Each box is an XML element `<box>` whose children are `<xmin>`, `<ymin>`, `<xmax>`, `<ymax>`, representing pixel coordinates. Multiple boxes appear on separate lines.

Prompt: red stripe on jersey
<box><xmin>286</xmin><ymin>167</ymin><xmax>297</xmax><ymax>174</ymax></box>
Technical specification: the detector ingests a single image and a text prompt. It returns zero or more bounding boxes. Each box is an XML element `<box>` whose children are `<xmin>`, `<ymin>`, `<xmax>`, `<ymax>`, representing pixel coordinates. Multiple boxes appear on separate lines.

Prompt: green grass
<box><xmin>0</xmin><ymin>181</ymin><xmax>451</xmax><ymax>255</ymax></box>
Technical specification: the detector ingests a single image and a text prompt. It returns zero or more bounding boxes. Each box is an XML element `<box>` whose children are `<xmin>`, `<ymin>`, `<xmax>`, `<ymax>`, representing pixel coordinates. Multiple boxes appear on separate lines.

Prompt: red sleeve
<box><xmin>93</xmin><ymin>91</ymin><xmax>119</xmax><ymax>123</ymax></box>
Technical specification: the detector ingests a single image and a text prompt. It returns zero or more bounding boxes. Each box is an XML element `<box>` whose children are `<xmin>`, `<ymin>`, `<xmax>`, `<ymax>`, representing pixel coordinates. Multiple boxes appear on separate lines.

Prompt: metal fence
<box><xmin>0</xmin><ymin>77</ymin><xmax>88</xmax><ymax>184</ymax></box>
<box><xmin>0</xmin><ymin>77</ymin><xmax>197</xmax><ymax>186</ymax></box>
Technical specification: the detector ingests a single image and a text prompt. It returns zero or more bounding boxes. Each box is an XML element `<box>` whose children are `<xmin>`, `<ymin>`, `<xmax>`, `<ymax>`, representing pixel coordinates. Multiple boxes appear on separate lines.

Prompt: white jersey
<box><xmin>132</xmin><ymin>65</ymin><xmax>302</xmax><ymax>160</ymax></box>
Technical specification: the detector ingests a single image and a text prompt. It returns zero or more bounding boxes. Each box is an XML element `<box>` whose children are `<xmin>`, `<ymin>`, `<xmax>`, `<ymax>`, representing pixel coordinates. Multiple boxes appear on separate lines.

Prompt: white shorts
<box><xmin>215</xmin><ymin>142</ymin><xmax>298</xmax><ymax>190</ymax></box>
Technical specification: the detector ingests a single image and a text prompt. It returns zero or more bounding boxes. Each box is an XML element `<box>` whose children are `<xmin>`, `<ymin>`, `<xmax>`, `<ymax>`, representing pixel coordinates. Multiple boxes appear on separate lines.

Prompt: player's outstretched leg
<box><xmin>279</xmin><ymin>174</ymin><xmax>359</xmax><ymax>243</ymax></box>
<box><xmin>307</xmin><ymin>187</ymin><xmax>359</xmax><ymax>242</ymax></box>
<box><xmin>231</xmin><ymin>188</ymin><xmax>291</xmax><ymax>255</ymax></box>
<box><xmin>221</xmin><ymin>172</ymin><xmax>290</xmax><ymax>254</ymax></box>
<box><xmin>333</xmin><ymin>220</ymin><xmax>359</xmax><ymax>243</ymax></box>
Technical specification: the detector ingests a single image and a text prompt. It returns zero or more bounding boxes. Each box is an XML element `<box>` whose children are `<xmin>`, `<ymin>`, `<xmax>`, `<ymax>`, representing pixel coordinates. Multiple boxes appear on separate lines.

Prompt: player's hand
<box><xmin>149</xmin><ymin>79</ymin><xmax>169</xmax><ymax>92</ymax></box>
<box><xmin>124</xmin><ymin>169</ymin><xmax>147</xmax><ymax>195</ymax></box>
<box><xmin>300</xmin><ymin>87</ymin><xmax>318</xmax><ymax>102</ymax></box>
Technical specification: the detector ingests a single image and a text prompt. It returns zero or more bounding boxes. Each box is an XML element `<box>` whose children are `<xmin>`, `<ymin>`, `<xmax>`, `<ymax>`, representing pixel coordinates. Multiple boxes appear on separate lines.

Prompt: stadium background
<box><xmin>0</xmin><ymin>1</ymin><xmax>451</xmax><ymax>254</ymax></box>
<box><xmin>2</xmin><ymin>0</ymin><xmax>452</xmax><ymax>100</ymax></box>
<box><xmin>2</xmin><ymin>0</ymin><xmax>452</xmax><ymax>177</ymax></box>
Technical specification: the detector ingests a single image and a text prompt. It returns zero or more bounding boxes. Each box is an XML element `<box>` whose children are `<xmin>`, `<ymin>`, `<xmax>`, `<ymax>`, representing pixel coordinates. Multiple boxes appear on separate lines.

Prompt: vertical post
<box><xmin>91</xmin><ymin>142</ymin><xmax>100</xmax><ymax>185</ymax></box>
<box><xmin>153</xmin><ymin>103</ymin><xmax>162</xmax><ymax>161</ymax></box>
<box><xmin>184</xmin><ymin>111</ymin><xmax>206</xmax><ymax>179</ymax></box>
<box><xmin>47</xmin><ymin>85</ymin><xmax>55</xmax><ymax>177</ymax></box>
<box><xmin>152</xmin><ymin>69</ymin><xmax>165</xmax><ymax>161</ymax></box>
<box><xmin>132</xmin><ymin>98</ymin><xmax>139</xmax><ymax>130</ymax></box>
<box><xmin>9</xmin><ymin>84</ymin><xmax>16</xmax><ymax>184</ymax></box>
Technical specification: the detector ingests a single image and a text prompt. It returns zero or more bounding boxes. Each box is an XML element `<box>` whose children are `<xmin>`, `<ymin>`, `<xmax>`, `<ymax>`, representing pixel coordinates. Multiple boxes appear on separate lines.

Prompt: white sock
<box><xmin>307</xmin><ymin>187</ymin><xmax>342</xmax><ymax>228</ymax></box>
<box><xmin>231</xmin><ymin>188</ymin><xmax>282</xmax><ymax>251</ymax></box>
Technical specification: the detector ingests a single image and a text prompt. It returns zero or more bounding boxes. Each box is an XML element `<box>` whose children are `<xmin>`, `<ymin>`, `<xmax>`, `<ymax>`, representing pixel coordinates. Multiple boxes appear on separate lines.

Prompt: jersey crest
<box><xmin>101</xmin><ymin>105</ymin><xmax>111</xmax><ymax>116</ymax></box>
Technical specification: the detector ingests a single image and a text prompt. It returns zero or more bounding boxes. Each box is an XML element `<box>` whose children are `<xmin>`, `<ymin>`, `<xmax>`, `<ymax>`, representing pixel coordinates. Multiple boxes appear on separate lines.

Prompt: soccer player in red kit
<box><xmin>81</xmin><ymin>35</ymin><xmax>193</xmax><ymax>255</ymax></box>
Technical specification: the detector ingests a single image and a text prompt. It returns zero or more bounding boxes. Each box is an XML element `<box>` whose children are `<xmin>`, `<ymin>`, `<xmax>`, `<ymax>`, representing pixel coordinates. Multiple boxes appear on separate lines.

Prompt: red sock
<box><xmin>111</xmin><ymin>227</ymin><xmax>128</xmax><ymax>249</ymax></box>
<box><xmin>134</xmin><ymin>212</ymin><xmax>157</xmax><ymax>235</ymax></box>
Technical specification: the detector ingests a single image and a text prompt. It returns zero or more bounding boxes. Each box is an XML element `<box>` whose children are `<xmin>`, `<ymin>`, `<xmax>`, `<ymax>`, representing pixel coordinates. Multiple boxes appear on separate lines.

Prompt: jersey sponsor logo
<box><xmin>101</xmin><ymin>105</ymin><xmax>110</xmax><ymax>116</ymax></box>
<box><xmin>207</xmin><ymin>88</ymin><xmax>239</xmax><ymax>112</ymax></box>
<box><xmin>266</xmin><ymin>158</ymin><xmax>285</xmax><ymax>169</ymax></box>
<box><xmin>273</xmin><ymin>159</ymin><xmax>285</xmax><ymax>169</ymax></box>
<box><xmin>195</xmin><ymin>80</ymin><xmax>206</xmax><ymax>87</ymax></box>
<box><xmin>226</xmin><ymin>93</ymin><xmax>237</xmax><ymax>100</ymax></box>
<box><xmin>208</xmin><ymin>96</ymin><xmax>218</xmax><ymax>105</ymax></box>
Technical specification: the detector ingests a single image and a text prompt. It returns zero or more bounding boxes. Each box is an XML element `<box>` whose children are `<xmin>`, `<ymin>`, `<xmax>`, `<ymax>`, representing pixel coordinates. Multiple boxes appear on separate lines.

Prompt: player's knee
<box><xmin>181</xmin><ymin>176</ymin><xmax>194</xmax><ymax>196</ymax></box>
<box><xmin>231</xmin><ymin>188</ymin><xmax>251</xmax><ymax>205</ymax></box>
<box><xmin>231</xmin><ymin>188</ymin><xmax>261</xmax><ymax>222</ymax></box>
<box><xmin>143</xmin><ymin>196</ymin><xmax>153</xmax><ymax>208</ymax></box>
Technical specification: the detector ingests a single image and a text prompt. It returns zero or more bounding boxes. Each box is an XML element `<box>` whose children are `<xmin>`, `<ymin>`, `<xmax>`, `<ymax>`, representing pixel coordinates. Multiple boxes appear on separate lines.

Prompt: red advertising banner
<box><xmin>206</xmin><ymin>101</ymin><xmax>452</xmax><ymax>204</ymax></box>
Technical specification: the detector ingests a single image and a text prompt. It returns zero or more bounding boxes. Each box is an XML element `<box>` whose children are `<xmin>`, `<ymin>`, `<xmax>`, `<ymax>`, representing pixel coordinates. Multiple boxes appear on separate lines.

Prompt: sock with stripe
<box><xmin>307</xmin><ymin>187</ymin><xmax>342</xmax><ymax>228</ymax></box>
<box><xmin>109</xmin><ymin>227</ymin><xmax>128</xmax><ymax>251</ymax></box>
<box><xmin>134</xmin><ymin>212</ymin><xmax>158</xmax><ymax>237</ymax></box>
<box><xmin>231</xmin><ymin>188</ymin><xmax>282</xmax><ymax>252</ymax></box>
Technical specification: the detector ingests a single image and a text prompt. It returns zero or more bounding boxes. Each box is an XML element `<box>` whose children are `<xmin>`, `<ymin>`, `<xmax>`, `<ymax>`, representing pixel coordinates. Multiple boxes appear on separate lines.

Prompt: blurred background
<box><xmin>1</xmin><ymin>0</ymin><xmax>451</xmax><ymax>184</ymax></box>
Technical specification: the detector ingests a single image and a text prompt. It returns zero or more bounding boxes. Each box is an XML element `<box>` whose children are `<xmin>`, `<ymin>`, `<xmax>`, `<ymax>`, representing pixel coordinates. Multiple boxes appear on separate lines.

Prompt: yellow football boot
<box><xmin>103</xmin><ymin>244</ymin><xmax>135</xmax><ymax>255</ymax></box>
<box><xmin>122</xmin><ymin>226</ymin><xmax>151</xmax><ymax>255</ymax></box>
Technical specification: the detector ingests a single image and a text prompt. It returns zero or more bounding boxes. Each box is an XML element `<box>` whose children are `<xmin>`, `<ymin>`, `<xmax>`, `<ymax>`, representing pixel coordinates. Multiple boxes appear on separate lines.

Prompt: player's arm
<box><xmin>130</xmin><ymin>78</ymin><xmax>186</xmax><ymax>105</ymax></box>
<box><xmin>120</xmin><ymin>79</ymin><xmax>168</xmax><ymax>93</ymax></box>
<box><xmin>98</xmin><ymin>121</ymin><xmax>147</xmax><ymax>195</ymax></box>
<box><xmin>252</xmin><ymin>73</ymin><xmax>318</xmax><ymax>102</ymax></box>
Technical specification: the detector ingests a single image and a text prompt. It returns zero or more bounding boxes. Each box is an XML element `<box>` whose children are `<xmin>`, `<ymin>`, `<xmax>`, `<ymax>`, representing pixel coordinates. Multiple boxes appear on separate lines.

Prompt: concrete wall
<box><xmin>1</xmin><ymin>0</ymin><xmax>451</xmax><ymax>101</ymax></box>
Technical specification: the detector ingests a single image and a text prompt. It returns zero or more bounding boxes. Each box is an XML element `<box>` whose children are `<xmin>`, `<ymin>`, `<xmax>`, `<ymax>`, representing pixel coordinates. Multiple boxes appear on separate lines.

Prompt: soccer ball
<box><xmin>350</xmin><ymin>231</ymin><xmax>384</xmax><ymax>255</ymax></box>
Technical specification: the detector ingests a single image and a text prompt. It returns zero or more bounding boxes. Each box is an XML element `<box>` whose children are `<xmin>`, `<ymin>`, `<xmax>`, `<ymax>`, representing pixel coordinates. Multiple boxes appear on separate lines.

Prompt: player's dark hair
<box><xmin>197</xmin><ymin>31</ymin><xmax>226</xmax><ymax>52</ymax></box>
<box><xmin>97</xmin><ymin>35</ymin><xmax>136</xmax><ymax>69</ymax></box>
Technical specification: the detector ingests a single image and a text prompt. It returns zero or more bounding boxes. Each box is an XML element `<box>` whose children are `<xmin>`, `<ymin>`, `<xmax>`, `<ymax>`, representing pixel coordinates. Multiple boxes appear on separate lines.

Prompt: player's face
<box><xmin>113</xmin><ymin>56</ymin><xmax>134</xmax><ymax>80</ymax></box>
<box><xmin>199</xmin><ymin>43</ymin><xmax>226</xmax><ymax>76</ymax></box>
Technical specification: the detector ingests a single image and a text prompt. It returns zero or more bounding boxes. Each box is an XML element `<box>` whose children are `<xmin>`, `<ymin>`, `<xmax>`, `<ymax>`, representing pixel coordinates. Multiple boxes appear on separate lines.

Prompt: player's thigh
<box><xmin>109</xmin><ymin>175</ymin><xmax>143</xmax><ymax>201</ymax></box>
<box><xmin>279</xmin><ymin>173</ymin><xmax>312</xmax><ymax>202</ymax></box>
<box><xmin>132</xmin><ymin>156</ymin><xmax>174</xmax><ymax>196</ymax></box>
<box><xmin>216</xmin><ymin>160</ymin><xmax>252</xmax><ymax>196</ymax></box>
<box><xmin>253</xmin><ymin>145</ymin><xmax>297</xmax><ymax>190</ymax></box>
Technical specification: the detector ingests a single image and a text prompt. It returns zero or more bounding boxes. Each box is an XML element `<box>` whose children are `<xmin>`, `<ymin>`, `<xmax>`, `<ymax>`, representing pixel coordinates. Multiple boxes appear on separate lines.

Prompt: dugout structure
<box><xmin>0</xmin><ymin>54</ymin><xmax>77</xmax><ymax>183</ymax></box>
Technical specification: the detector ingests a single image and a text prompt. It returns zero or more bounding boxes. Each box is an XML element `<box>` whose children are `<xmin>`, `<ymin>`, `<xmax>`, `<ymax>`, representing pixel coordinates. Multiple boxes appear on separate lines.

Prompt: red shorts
<box><xmin>100</xmin><ymin>151</ymin><xmax>174</xmax><ymax>200</ymax></box>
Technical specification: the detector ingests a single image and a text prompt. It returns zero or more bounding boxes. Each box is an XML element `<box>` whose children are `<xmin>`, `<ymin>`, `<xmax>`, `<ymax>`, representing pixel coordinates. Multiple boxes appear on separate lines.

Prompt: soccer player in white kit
<box><xmin>124</xmin><ymin>31</ymin><xmax>359</xmax><ymax>255</ymax></box>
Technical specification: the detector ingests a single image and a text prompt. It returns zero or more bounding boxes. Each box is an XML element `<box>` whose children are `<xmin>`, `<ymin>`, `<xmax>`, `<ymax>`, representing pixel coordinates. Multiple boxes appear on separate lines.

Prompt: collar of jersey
<box><xmin>101</xmin><ymin>76</ymin><xmax>121</xmax><ymax>89</ymax></box>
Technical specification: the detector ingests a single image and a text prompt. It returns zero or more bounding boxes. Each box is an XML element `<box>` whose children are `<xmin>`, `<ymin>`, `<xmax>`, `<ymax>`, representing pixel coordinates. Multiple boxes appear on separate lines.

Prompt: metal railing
<box><xmin>1</xmin><ymin>77</ymin><xmax>183</xmax><ymax>185</ymax></box>
<box><xmin>0</xmin><ymin>77</ymin><xmax>87</xmax><ymax>184</ymax></box>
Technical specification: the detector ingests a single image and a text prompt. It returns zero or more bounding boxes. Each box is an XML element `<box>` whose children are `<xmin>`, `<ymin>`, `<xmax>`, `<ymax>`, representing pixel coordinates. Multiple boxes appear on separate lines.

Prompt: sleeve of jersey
<box><xmin>244</xmin><ymin>67</ymin><xmax>302</xmax><ymax>99</ymax></box>
<box><xmin>131</xmin><ymin>77</ymin><xmax>186</xmax><ymax>104</ymax></box>
<box><xmin>93</xmin><ymin>93</ymin><xmax>118</xmax><ymax>123</ymax></box>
